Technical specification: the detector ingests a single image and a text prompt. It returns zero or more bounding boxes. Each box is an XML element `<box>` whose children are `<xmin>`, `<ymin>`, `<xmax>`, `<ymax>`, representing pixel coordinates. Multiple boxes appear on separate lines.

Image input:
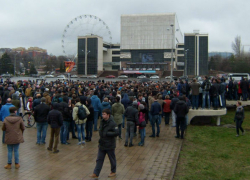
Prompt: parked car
<box><xmin>137</xmin><ymin>75</ymin><xmax>147</xmax><ymax>79</ymax></box>
<box><xmin>165</xmin><ymin>76</ymin><xmax>177</xmax><ymax>80</ymax></box>
<box><xmin>179</xmin><ymin>75</ymin><xmax>188</xmax><ymax>80</ymax></box>
<box><xmin>150</xmin><ymin>75</ymin><xmax>159</xmax><ymax>79</ymax></box>
<box><xmin>57</xmin><ymin>75</ymin><xmax>66</xmax><ymax>79</ymax></box>
<box><xmin>106</xmin><ymin>75</ymin><xmax>115</xmax><ymax>78</ymax></box>
<box><xmin>1</xmin><ymin>74</ymin><xmax>12</xmax><ymax>78</ymax></box>
<box><xmin>45</xmin><ymin>75</ymin><xmax>54</xmax><ymax>78</ymax></box>
<box><xmin>88</xmin><ymin>75</ymin><xmax>98</xmax><ymax>79</ymax></box>
<box><xmin>118</xmin><ymin>75</ymin><xmax>128</xmax><ymax>79</ymax></box>
<box><xmin>70</xmin><ymin>75</ymin><xmax>78</xmax><ymax>78</ymax></box>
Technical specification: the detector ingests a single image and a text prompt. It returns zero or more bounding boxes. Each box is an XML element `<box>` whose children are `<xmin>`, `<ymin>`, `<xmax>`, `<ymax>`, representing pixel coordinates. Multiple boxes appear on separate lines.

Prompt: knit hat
<box><xmin>139</xmin><ymin>104</ymin><xmax>144</xmax><ymax>110</ymax></box>
<box><xmin>132</xmin><ymin>101</ymin><xmax>138</xmax><ymax>106</ymax></box>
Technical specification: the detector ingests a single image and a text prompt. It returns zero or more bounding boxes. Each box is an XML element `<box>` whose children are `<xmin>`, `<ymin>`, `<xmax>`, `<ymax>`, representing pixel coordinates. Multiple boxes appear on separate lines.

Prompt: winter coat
<box><xmin>190</xmin><ymin>82</ymin><xmax>201</xmax><ymax>95</ymax></box>
<box><xmin>32</xmin><ymin>98</ymin><xmax>41</xmax><ymax>109</ymax></box>
<box><xmin>234</xmin><ymin>106</ymin><xmax>245</xmax><ymax>121</ymax></box>
<box><xmin>112</xmin><ymin>102</ymin><xmax>125</xmax><ymax>125</ymax></box>
<box><xmin>240</xmin><ymin>80</ymin><xmax>249</xmax><ymax>92</ymax></box>
<box><xmin>25</xmin><ymin>87</ymin><xmax>32</xmax><ymax>97</ymax></box>
<box><xmin>211</xmin><ymin>83</ymin><xmax>220</xmax><ymax>97</ymax></box>
<box><xmin>47</xmin><ymin>103</ymin><xmax>63</xmax><ymax>128</ymax></box>
<box><xmin>170</xmin><ymin>97</ymin><xmax>179</xmax><ymax>110</ymax></box>
<box><xmin>124</xmin><ymin>105</ymin><xmax>139</xmax><ymax>124</ymax></box>
<box><xmin>0</xmin><ymin>103</ymin><xmax>15</xmax><ymax>121</ymax></box>
<box><xmin>2</xmin><ymin>113</ymin><xmax>25</xmax><ymax>144</ymax></box>
<box><xmin>34</xmin><ymin>103</ymin><xmax>50</xmax><ymax>123</ymax></box>
<box><xmin>150</xmin><ymin>101</ymin><xmax>161</xmax><ymax>115</ymax></box>
<box><xmin>98</xmin><ymin>115</ymin><xmax>119</xmax><ymax>150</ymax></box>
<box><xmin>27</xmin><ymin>99</ymin><xmax>33</xmax><ymax>111</ymax></box>
<box><xmin>91</xmin><ymin>95</ymin><xmax>102</xmax><ymax>112</ymax></box>
<box><xmin>101</xmin><ymin>101</ymin><xmax>112</xmax><ymax>113</ymax></box>
<box><xmin>148</xmin><ymin>96</ymin><xmax>154</xmax><ymax>111</ymax></box>
<box><xmin>73</xmin><ymin>102</ymin><xmax>90</xmax><ymax>124</ymax></box>
<box><xmin>138</xmin><ymin>109</ymin><xmax>146</xmax><ymax>130</ymax></box>
<box><xmin>163</xmin><ymin>99</ymin><xmax>171</xmax><ymax>113</ymax></box>
<box><xmin>174</xmin><ymin>100</ymin><xmax>189</xmax><ymax>118</ymax></box>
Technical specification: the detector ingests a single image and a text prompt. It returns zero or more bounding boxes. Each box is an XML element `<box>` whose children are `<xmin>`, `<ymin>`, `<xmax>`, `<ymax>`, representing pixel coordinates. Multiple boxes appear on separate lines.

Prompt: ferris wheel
<box><xmin>61</xmin><ymin>15</ymin><xmax>112</xmax><ymax>56</ymax></box>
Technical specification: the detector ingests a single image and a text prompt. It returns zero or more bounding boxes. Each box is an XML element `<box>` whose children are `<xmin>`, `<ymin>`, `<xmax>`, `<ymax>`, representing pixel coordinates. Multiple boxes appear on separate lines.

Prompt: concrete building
<box><xmin>119</xmin><ymin>13</ymin><xmax>183</xmax><ymax>76</ymax></box>
<box><xmin>184</xmin><ymin>31</ymin><xmax>208</xmax><ymax>76</ymax></box>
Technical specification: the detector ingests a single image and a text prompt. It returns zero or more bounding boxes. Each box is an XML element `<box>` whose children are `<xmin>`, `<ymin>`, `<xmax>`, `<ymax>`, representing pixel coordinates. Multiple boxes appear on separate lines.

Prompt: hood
<box><xmin>102</xmin><ymin>102</ymin><xmax>110</xmax><ymax>107</ymax></box>
<box><xmin>12</xmin><ymin>93</ymin><xmax>18</xmax><ymax>100</ymax></box>
<box><xmin>43</xmin><ymin>92</ymin><xmax>49</xmax><ymax>97</ymax></box>
<box><xmin>6</xmin><ymin>114</ymin><xmax>20</xmax><ymax>124</ymax></box>
<box><xmin>122</xmin><ymin>93</ymin><xmax>129</xmax><ymax>100</ymax></box>
<box><xmin>158</xmin><ymin>95</ymin><xmax>162</xmax><ymax>99</ymax></box>
<box><xmin>75</xmin><ymin>102</ymin><xmax>82</xmax><ymax>107</ymax></box>
<box><xmin>91</xmin><ymin>95</ymin><xmax>98</xmax><ymax>99</ymax></box>
<box><xmin>113</xmin><ymin>102</ymin><xmax>121</xmax><ymax>107</ymax></box>
<box><xmin>176</xmin><ymin>100</ymin><xmax>186</xmax><ymax>105</ymax></box>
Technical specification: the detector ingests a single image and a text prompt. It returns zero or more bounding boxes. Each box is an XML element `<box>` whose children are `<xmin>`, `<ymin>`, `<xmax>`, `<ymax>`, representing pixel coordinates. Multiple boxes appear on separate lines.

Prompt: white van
<box><xmin>228</xmin><ymin>73</ymin><xmax>250</xmax><ymax>82</ymax></box>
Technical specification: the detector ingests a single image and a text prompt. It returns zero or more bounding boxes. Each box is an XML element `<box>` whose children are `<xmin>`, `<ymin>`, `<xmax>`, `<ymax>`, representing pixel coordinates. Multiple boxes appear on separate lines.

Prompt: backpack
<box><xmin>139</xmin><ymin>120</ymin><xmax>146</xmax><ymax>127</ymax></box>
<box><xmin>181</xmin><ymin>84</ymin><xmax>186</xmax><ymax>94</ymax></box>
<box><xmin>205</xmin><ymin>81</ymin><xmax>211</xmax><ymax>91</ymax></box>
<box><xmin>77</xmin><ymin>105</ymin><xmax>87</xmax><ymax>120</ymax></box>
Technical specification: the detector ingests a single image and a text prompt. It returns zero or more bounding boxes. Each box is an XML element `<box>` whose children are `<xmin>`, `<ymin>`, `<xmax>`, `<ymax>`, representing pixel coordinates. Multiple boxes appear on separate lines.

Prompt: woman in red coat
<box><xmin>163</xmin><ymin>95</ymin><xmax>171</xmax><ymax>125</ymax></box>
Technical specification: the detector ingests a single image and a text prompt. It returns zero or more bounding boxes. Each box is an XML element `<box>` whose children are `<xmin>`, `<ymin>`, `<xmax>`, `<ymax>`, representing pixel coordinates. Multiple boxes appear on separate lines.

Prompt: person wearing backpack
<box><xmin>73</xmin><ymin>96</ymin><xmax>90</xmax><ymax>145</ymax></box>
<box><xmin>137</xmin><ymin>104</ymin><xmax>147</xmax><ymax>146</ymax></box>
<box><xmin>201</xmin><ymin>76</ymin><xmax>211</xmax><ymax>109</ymax></box>
<box><xmin>234</xmin><ymin>101</ymin><xmax>245</xmax><ymax>137</ymax></box>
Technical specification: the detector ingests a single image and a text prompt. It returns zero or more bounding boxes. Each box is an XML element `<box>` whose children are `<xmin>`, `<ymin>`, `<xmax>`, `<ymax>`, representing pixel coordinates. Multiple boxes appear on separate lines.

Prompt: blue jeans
<box><xmin>7</xmin><ymin>144</ymin><xmax>20</xmax><ymax>164</ymax></box>
<box><xmin>213</xmin><ymin>96</ymin><xmax>219</xmax><ymax>108</ymax></box>
<box><xmin>202</xmin><ymin>91</ymin><xmax>210</xmax><ymax>109</ymax></box>
<box><xmin>242</xmin><ymin>90</ymin><xmax>248</xmax><ymax>101</ymax></box>
<box><xmin>86</xmin><ymin>121</ymin><xmax>93</xmax><ymax>140</ymax></box>
<box><xmin>221</xmin><ymin>92</ymin><xmax>226</xmax><ymax>107</ymax></box>
<box><xmin>234</xmin><ymin>90</ymin><xmax>238</xmax><ymax>100</ymax></box>
<box><xmin>158</xmin><ymin>113</ymin><xmax>162</xmax><ymax>125</ymax></box>
<box><xmin>2</xmin><ymin>131</ymin><xmax>5</xmax><ymax>144</ymax></box>
<box><xmin>151</xmin><ymin>115</ymin><xmax>160</xmax><ymax>136</ymax></box>
<box><xmin>36</xmin><ymin>122</ymin><xmax>48</xmax><ymax>144</ymax></box>
<box><xmin>125</xmin><ymin>121</ymin><xmax>135</xmax><ymax>144</ymax></box>
<box><xmin>148</xmin><ymin>112</ymin><xmax>152</xmax><ymax>125</ymax></box>
<box><xmin>60</xmin><ymin>121</ymin><xmax>70</xmax><ymax>144</ymax></box>
<box><xmin>139</xmin><ymin>128</ymin><xmax>145</xmax><ymax>144</ymax></box>
<box><xmin>77</xmin><ymin>123</ymin><xmax>86</xmax><ymax>142</ymax></box>
<box><xmin>94</xmin><ymin>111</ymin><xmax>99</xmax><ymax>131</ymax></box>
<box><xmin>192</xmin><ymin>95</ymin><xmax>199</xmax><ymax>109</ymax></box>
<box><xmin>70</xmin><ymin>120</ymin><xmax>77</xmax><ymax>138</ymax></box>
<box><xmin>118</xmin><ymin>124</ymin><xmax>122</xmax><ymax>138</ymax></box>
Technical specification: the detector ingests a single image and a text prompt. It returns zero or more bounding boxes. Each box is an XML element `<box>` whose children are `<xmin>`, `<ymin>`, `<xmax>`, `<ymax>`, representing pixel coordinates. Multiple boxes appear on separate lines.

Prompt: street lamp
<box><xmin>185</xmin><ymin>49</ymin><xmax>189</xmax><ymax>76</ymax></box>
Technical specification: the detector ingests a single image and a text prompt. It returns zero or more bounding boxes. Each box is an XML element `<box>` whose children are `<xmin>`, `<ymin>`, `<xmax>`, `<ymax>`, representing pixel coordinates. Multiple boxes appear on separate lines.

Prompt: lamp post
<box><xmin>170</xmin><ymin>24</ymin><xmax>174</xmax><ymax>81</ymax></box>
<box><xmin>82</xmin><ymin>50</ymin><xmax>91</xmax><ymax>76</ymax></box>
<box><xmin>185</xmin><ymin>49</ymin><xmax>189</xmax><ymax>76</ymax></box>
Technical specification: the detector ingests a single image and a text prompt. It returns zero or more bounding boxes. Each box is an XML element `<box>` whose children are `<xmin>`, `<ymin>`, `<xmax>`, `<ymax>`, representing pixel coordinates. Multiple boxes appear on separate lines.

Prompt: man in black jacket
<box><xmin>170</xmin><ymin>94</ymin><xmax>179</xmax><ymax>127</ymax></box>
<box><xmin>174</xmin><ymin>96</ymin><xmax>189</xmax><ymax>139</ymax></box>
<box><xmin>47</xmin><ymin>103</ymin><xmax>63</xmax><ymax>153</ymax></box>
<box><xmin>240</xmin><ymin>77</ymin><xmax>249</xmax><ymax>101</ymax></box>
<box><xmin>124</xmin><ymin>101</ymin><xmax>139</xmax><ymax>147</ymax></box>
<box><xmin>34</xmin><ymin>97</ymin><xmax>50</xmax><ymax>145</ymax></box>
<box><xmin>90</xmin><ymin>109</ymin><xmax>119</xmax><ymax>178</ymax></box>
<box><xmin>59</xmin><ymin>96</ymin><xmax>71</xmax><ymax>145</ymax></box>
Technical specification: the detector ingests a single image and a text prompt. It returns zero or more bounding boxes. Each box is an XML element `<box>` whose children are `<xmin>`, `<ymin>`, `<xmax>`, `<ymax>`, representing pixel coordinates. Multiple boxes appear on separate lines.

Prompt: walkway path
<box><xmin>0</xmin><ymin>121</ymin><xmax>182</xmax><ymax>180</ymax></box>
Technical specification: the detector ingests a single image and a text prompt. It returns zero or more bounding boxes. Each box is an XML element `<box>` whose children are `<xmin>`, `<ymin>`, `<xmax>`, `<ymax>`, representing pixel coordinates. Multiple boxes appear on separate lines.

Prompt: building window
<box><xmin>112</xmin><ymin>57</ymin><xmax>120</xmax><ymax>62</ymax></box>
<box><xmin>112</xmin><ymin>51</ymin><xmax>120</xmax><ymax>55</ymax></box>
<box><xmin>112</xmin><ymin>65</ymin><xmax>119</xmax><ymax>70</ymax></box>
<box><xmin>177</xmin><ymin>50</ymin><xmax>184</xmax><ymax>54</ymax></box>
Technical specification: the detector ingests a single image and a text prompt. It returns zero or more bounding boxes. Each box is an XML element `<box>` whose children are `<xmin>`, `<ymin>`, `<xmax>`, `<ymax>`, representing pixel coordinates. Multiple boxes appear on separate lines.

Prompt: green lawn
<box><xmin>174</xmin><ymin>109</ymin><xmax>250</xmax><ymax>180</ymax></box>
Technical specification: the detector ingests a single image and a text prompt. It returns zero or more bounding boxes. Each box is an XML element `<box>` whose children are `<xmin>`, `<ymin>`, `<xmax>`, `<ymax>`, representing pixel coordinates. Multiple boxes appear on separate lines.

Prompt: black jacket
<box><xmin>58</xmin><ymin>101</ymin><xmax>71</xmax><ymax>121</ymax></box>
<box><xmin>34</xmin><ymin>103</ymin><xmax>50</xmax><ymax>123</ymax></box>
<box><xmin>174</xmin><ymin>100</ymin><xmax>189</xmax><ymax>118</ymax></box>
<box><xmin>47</xmin><ymin>103</ymin><xmax>63</xmax><ymax>128</ymax></box>
<box><xmin>210</xmin><ymin>83</ymin><xmax>220</xmax><ymax>97</ymax></box>
<box><xmin>170</xmin><ymin>97</ymin><xmax>179</xmax><ymax>110</ymax></box>
<box><xmin>124</xmin><ymin>105</ymin><xmax>139</xmax><ymax>124</ymax></box>
<box><xmin>98</xmin><ymin>115</ymin><xmax>119</xmax><ymax>150</ymax></box>
<box><xmin>240</xmin><ymin>80</ymin><xmax>249</xmax><ymax>92</ymax></box>
<box><xmin>87</xmin><ymin>105</ymin><xmax>94</xmax><ymax>122</ymax></box>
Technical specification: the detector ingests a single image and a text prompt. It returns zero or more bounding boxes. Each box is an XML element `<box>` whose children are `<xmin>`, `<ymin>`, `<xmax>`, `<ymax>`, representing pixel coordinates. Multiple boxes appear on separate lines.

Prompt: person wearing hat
<box><xmin>124</xmin><ymin>101</ymin><xmax>139</xmax><ymax>147</ymax></box>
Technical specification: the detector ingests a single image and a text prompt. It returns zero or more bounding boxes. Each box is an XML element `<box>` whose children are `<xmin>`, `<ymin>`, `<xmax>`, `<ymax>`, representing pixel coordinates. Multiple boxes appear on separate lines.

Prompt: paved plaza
<box><xmin>0</xmin><ymin>121</ymin><xmax>182</xmax><ymax>180</ymax></box>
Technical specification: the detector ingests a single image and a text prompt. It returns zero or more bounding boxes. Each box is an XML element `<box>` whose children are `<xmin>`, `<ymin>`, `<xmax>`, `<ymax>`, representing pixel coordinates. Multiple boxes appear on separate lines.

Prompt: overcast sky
<box><xmin>0</xmin><ymin>0</ymin><xmax>249</xmax><ymax>56</ymax></box>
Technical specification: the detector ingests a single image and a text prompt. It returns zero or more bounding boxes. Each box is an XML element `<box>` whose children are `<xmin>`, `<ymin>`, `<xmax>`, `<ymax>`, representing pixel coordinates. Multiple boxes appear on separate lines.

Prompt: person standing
<box><xmin>25</xmin><ymin>84</ymin><xmax>32</xmax><ymax>102</ymax></box>
<box><xmin>47</xmin><ymin>103</ymin><xmax>63</xmax><ymax>153</ymax></box>
<box><xmin>112</xmin><ymin>96</ymin><xmax>125</xmax><ymax>139</ymax></box>
<box><xmin>124</xmin><ymin>101</ymin><xmax>139</xmax><ymax>147</ymax></box>
<box><xmin>174</xmin><ymin>96</ymin><xmax>189</xmax><ymax>139</ymax></box>
<box><xmin>73</xmin><ymin>97</ymin><xmax>90</xmax><ymax>145</ymax></box>
<box><xmin>234</xmin><ymin>101</ymin><xmax>245</xmax><ymax>137</ymax></box>
<box><xmin>2</xmin><ymin>107</ymin><xmax>25</xmax><ymax>169</ymax></box>
<box><xmin>86</xmin><ymin>98</ymin><xmax>94</xmax><ymax>142</ymax></box>
<box><xmin>190</xmin><ymin>79</ymin><xmax>201</xmax><ymax>110</ymax></box>
<box><xmin>240</xmin><ymin>77</ymin><xmax>249</xmax><ymax>101</ymax></box>
<box><xmin>33</xmin><ymin>97</ymin><xmax>50</xmax><ymax>145</ymax></box>
<box><xmin>138</xmin><ymin>104</ymin><xmax>147</xmax><ymax>146</ymax></box>
<box><xmin>211</xmin><ymin>79</ymin><xmax>220</xmax><ymax>110</ymax></box>
<box><xmin>89</xmin><ymin>109</ymin><xmax>119</xmax><ymax>178</ymax></box>
<box><xmin>163</xmin><ymin>95</ymin><xmax>171</xmax><ymax>125</ymax></box>
<box><xmin>91</xmin><ymin>91</ymin><xmax>102</xmax><ymax>131</ymax></box>
<box><xmin>170</xmin><ymin>94</ymin><xmax>179</xmax><ymax>127</ymax></box>
<box><xmin>0</xmin><ymin>98</ymin><xmax>14</xmax><ymax>144</ymax></box>
<box><xmin>201</xmin><ymin>76</ymin><xmax>211</xmax><ymax>109</ymax></box>
<box><xmin>149</xmin><ymin>96</ymin><xmax>161</xmax><ymax>137</ymax></box>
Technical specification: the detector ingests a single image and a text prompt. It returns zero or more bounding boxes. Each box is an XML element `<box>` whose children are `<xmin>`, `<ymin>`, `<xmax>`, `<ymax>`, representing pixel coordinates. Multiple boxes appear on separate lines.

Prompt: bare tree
<box><xmin>232</xmin><ymin>35</ymin><xmax>243</xmax><ymax>57</ymax></box>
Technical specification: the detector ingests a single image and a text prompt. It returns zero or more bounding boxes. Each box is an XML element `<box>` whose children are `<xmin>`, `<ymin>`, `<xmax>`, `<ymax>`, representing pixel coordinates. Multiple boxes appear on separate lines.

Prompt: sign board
<box><xmin>177</xmin><ymin>62</ymin><xmax>185</xmax><ymax>66</ymax></box>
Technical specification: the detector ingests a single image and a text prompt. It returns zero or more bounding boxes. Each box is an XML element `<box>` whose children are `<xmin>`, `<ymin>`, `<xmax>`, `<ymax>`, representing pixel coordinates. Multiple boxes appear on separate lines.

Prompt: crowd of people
<box><xmin>0</xmin><ymin>75</ymin><xmax>247</xmax><ymax>176</ymax></box>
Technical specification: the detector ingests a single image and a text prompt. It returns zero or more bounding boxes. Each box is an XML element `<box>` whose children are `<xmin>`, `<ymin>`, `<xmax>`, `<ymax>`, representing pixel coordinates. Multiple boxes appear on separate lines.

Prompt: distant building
<box><xmin>184</xmin><ymin>31</ymin><xmax>208</xmax><ymax>76</ymax></box>
<box><xmin>12</xmin><ymin>47</ymin><xmax>48</xmax><ymax>58</ymax></box>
